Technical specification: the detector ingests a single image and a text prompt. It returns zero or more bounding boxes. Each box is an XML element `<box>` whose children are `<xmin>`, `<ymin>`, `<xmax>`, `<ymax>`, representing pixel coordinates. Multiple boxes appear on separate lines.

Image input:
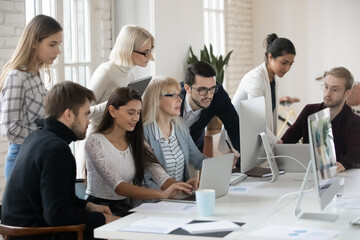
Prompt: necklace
<box><xmin>118</xmin><ymin>147</ymin><xmax>129</xmax><ymax>158</ymax></box>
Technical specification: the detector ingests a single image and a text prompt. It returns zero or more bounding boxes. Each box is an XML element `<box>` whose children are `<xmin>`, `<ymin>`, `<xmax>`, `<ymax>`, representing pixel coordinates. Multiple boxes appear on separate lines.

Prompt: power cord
<box><xmin>258</xmin><ymin>155</ymin><xmax>307</xmax><ymax>171</ymax></box>
<box><xmin>257</xmin><ymin>155</ymin><xmax>312</xmax><ymax>211</ymax></box>
<box><xmin>274</xmin><ymin>189</ymin><xmax>314</xmax><ymax>211</ymax></box>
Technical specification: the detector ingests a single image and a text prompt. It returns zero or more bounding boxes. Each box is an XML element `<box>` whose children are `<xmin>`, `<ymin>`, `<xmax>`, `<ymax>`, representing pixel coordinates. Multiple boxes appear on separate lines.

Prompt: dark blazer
<box><xmin>180</xmin><ymin>82</ymin><xmax>240</xmax><ymax>153</ymax></box>
<box><xmin>1</xmin><ymin>118</ymin><xmax>105</xmax><ymax>240</ymax></box>
<box><xmin>282</xmin><ymin>103</ymin><xmax>360</xmax><ymax>170</ymax></box>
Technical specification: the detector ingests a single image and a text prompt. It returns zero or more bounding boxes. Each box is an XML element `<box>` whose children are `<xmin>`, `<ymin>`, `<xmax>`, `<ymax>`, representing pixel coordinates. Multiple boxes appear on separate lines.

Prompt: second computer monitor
<box><xmin>238</xmin><ymin>96</ymin><xmax>267</xmax><ymax>173</ymax></box>
<box><xmin>295</xmin><ymin>107</ymin><xmax>340</xmax><ymax>222</ymax></box>
<box><xmin>308</xmin><ymin>107</ymin><xmax>339</xmax><ymax>210</ymax></box>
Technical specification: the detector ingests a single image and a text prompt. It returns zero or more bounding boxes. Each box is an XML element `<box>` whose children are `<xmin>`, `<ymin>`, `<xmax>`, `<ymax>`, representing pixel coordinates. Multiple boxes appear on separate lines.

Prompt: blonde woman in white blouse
<box><xmin>85</xmin><ymin>87</ymin><xmax>192</xmax><ymax>216</ymax></box>
<box><xmin>88</xmin><ymin>25</ymin><xmax>155</xmax><ymax>127</ymax></box>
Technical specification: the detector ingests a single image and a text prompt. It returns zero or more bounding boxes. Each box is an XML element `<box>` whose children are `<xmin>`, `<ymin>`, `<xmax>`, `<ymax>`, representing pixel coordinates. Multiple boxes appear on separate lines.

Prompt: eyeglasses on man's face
<box><xmin>321</xmin><ymin>84</ymin><xmax>345</xmax><ymax>94</ymax></box>
<box><xmin>161</xmin><ymin>93</ymin><xmax>184</xmax><ymax>100</ymax></box>
<box><xmin>191</xmin><ymin>85</ymin><xmax>218</xmax><ymax>96</ymax></box>
<box><xmin>133</xmin><ymin>49</ymin><xmax>152</xmax><ymax>58</ymax></box>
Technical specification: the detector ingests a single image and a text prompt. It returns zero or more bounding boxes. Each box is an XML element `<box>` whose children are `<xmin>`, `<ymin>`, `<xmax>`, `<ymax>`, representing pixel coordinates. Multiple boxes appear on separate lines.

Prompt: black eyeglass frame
<box><xmin>161</xmin><ymin>93</ymin><xmax>184</xmax><ymax>100</ymax></box>
<box><xmin>133</xmin><ymin>49</ymin><xmax>152</xmax><ymax>58</ymax></box>
<box><xmin>191</xmin><ymin>85</ymin><xmax>219</xmax><ymax>96</ymax></box>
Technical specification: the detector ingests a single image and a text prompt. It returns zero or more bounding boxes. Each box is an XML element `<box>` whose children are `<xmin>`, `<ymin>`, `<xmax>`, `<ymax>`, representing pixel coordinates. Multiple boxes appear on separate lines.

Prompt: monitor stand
<box><xmin>294</xmin><ymin>161</ymin><xmax>338</xmax><ymax>222</ymax></box>
<box><xmin>259</xmin><ymin>132</ymin><xmax>279</xmax><ymax>183</ymax></box>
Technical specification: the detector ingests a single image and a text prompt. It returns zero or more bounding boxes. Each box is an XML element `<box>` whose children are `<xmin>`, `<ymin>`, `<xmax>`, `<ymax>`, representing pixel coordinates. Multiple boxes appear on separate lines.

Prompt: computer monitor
<box><xmin>295</xmin><ymin>107</ymin><xmax>340</xmax><ymax>222</ymax></box>
<box><xmin>238</xmin><ymin>97</ymin><xmax>280</xmax><ymax>182</ymax></box>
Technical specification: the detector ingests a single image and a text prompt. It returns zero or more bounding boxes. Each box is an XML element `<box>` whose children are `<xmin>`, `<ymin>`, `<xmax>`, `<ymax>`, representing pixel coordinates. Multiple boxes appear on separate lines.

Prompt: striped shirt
<box><xmin>0</xmin><ymin>70</ymin><xmax>46</xmax><ymax>144</ymax></box>
<box><xmin>152</xmin><ymin>121</ymin><xmax>185</xmax><ymax>182</ymax></box>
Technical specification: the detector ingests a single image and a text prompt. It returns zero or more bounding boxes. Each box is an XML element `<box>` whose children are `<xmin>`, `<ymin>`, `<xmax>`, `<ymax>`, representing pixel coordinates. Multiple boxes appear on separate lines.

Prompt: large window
<box><xmin>203</xmin><ymin>0</ymin><xmax>225</xmax><ymax>56</ymax></box>
<box><xmin>26</xmin><ymin>0</ymin><xmax>91</xmax><ymax>87</ymax></box>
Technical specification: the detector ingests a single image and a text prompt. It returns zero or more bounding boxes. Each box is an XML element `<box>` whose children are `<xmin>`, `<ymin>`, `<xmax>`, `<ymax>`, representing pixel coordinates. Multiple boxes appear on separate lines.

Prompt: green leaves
<box><xmin>187</xmin><ymin>43</ymin><xmax>232</xmax><ymax>84</ymax></box>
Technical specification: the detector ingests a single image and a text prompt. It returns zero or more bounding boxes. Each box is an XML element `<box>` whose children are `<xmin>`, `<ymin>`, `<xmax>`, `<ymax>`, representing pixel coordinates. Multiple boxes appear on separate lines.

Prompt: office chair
<box><xmin>0</xmin><ymin>223</ymin><xmax>85</xmax><ymax>240</ymax></box>
<box><xmin>277</xmin><ymin>96</ymin><xmax>300</xmax><ymax>137</ymax></box>
<box><xmin>346</xmin><ymin>82</ymin><xmax>360</xmax><ymax>114</ymax></box>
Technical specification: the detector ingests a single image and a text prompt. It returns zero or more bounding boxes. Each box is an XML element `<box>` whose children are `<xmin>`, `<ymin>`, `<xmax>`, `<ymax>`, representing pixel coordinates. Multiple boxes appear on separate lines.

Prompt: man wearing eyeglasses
<box><xmin>180</xmin><ymin>61</ymin><xmax>240</xmax><ymax>165</ymax></box>
<box><xmin>281</xmin><ymin>67</ymin><xmax>360</xmax><ymax>172</ymax></box>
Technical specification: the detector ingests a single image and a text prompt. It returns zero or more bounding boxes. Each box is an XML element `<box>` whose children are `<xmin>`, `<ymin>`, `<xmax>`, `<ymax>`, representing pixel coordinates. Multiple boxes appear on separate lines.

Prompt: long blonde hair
<box><xmin>0</xmin><ymin>14</ymin><xmax>62</xmax><ymax>89</ymax></box>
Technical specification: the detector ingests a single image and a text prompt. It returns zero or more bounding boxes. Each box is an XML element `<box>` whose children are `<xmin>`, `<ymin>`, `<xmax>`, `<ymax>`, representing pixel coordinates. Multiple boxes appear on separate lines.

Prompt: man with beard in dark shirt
<box><xmin>1</xmin><ymin>81</ymin><xmax>119</xmax><ymax>240</ymax></box>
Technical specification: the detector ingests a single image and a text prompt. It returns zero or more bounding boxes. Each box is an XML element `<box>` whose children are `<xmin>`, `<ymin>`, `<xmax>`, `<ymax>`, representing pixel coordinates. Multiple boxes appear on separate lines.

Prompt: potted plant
<box><xmin>186</xmin><ymin>44</ymin><xmax>233</xmax><ymax>130</ymax></box>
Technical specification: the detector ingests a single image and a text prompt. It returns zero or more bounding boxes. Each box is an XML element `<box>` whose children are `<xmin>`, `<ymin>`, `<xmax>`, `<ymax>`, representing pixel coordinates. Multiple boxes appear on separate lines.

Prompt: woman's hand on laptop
<box><xmin>186</xmin><ymin>178</ymin><xmax>199</xmax><ymax>190</ymax></box>
<box><xmin>160</xmin><ymin>182</ymin><xmax>193</xmax><ymax>199</ymax></box>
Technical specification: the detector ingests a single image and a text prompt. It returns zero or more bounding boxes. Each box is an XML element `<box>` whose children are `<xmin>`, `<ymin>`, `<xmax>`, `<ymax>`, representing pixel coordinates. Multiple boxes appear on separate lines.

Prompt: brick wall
<box><xmin>224</xmin><ymin>0</ymin><xmax>253</xmax><ymax>98</ymax></box>
<box><xmin>0</xmin><ymin>0</ymin><xmax>25</xmax><ymax>203</ymax></box>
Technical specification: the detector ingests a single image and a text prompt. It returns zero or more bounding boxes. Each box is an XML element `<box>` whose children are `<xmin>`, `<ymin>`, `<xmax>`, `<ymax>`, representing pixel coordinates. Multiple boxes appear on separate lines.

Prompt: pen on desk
<box><xmin>225</xmin><ymin>139</ymin><xmax>237</xmax><ymax>169</ymax></box>
<box><xmin>350</xmin><ymin>215</ymin><xmax>360</xmax><ymax>225</ymax></box>
<box><xmin>225</xmin><ymin>139</ymin><xmax>232</xmax><ymax>151</ymax></box>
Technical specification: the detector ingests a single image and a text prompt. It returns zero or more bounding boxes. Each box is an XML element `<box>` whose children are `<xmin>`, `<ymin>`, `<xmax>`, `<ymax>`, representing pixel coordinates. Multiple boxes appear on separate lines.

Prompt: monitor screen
<box><xmin>238</xmin><ymin>97</ymin><xmax>267</xmax><ymax>173</ymax></box>
<box><xmin>308</xmin><ymin>107</ymin><xmax>340</xmax><ymax>210</ymax></box>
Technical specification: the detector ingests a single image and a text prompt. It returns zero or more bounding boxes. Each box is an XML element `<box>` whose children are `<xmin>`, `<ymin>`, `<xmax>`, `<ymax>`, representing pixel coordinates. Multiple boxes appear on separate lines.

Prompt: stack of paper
<box><xmin>130</xmin><ymin>201</ymin><xmax>197</xmax><ymax>214</ymax></box>
<box><xmin>121</xmin><ymin>217</ymin><xmax>192</xmax><ymax>234</ymax></box>
<box><xmin>181</xmin><ymin>220</ymin><xmax>241</xmax><ymax>234</ymax></box>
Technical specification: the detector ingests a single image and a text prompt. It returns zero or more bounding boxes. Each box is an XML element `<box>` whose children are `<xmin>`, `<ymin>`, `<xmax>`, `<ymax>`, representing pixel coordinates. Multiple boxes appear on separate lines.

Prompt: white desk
<box><xmin>94</xmin><ymin>170</ymin><xmax>360</xmax><ymax>239</ymax></box>
<box><xmin>242</xmin><ymin>169</ymin><xmax>360</xmax><ymax>240</ymax></box>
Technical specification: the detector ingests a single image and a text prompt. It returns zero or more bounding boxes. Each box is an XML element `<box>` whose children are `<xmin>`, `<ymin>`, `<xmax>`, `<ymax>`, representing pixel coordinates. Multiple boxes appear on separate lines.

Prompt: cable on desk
<box><xmin>274</xmin><ymin>189</ymin><xmax>314</xmax><ymax>212</ymax></box>
<box><xmin>258</xmin><ymin>155</ymin><xmax>307</xmax><ymax>171</ymax></box>
<box><xmin>257</xmin><ymin>155</ymin><xmax>310</xmax><ymax>211</ymax></box>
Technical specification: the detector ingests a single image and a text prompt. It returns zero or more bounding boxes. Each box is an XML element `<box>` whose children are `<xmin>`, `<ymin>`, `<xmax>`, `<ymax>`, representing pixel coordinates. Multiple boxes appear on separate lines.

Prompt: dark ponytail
<box><xmin>264</xmin><ymin>33</ymin><xmax>296</xmax><ymax>62</ymax></box>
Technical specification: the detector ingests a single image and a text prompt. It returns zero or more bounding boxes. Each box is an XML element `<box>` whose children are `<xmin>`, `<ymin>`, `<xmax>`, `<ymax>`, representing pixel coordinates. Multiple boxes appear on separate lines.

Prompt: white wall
<box><xmin>252</xmin><ymin>0</ymin><xmax>360</xmax><ymax>114</ymax></box>
<box><xmin>152</xmin><ymin>0</ymin><xmax>204</xmax><ymax>82</ymax></box>
<box><xmin>114</xmin><ymin>0</ymin><xmax>204</xmax><ymax>82</ymax></box>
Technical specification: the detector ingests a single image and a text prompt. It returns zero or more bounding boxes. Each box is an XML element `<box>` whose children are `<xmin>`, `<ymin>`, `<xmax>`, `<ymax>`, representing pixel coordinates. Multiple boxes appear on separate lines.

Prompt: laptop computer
<box><xmin>274</xmin><ymin>144</ymin><xmax>311</xmax><ymax>172</ymax></box>
<box><xmin>163</xmin><ymin>153</ymin><xmax>234</xmax><ymax>203</ymax></box>
<box><xmin>127</xmin><ymin>76</ymin><xmax>152</xmax><ymax>96</ymax></box>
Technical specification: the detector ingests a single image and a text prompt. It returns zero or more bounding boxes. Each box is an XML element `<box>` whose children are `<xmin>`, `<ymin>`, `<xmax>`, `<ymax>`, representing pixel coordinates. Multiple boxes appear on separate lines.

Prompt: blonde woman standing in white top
<box><xmin>89</xmin><ymin>25</ymin><xmax>154</xmax><ymax>127</ymax></box>
<box><xmin>76</xmin><ymin>25</ymin><xmax>154</xmax><ymax>177</ymax></box>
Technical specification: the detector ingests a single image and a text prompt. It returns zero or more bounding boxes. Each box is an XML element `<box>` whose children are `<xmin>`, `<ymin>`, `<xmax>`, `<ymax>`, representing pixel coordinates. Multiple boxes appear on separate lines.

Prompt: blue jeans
<box><xmin>4</xmin><ymin>142</ymin><xmax>20</xmax><ymax>180</ymax></box>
